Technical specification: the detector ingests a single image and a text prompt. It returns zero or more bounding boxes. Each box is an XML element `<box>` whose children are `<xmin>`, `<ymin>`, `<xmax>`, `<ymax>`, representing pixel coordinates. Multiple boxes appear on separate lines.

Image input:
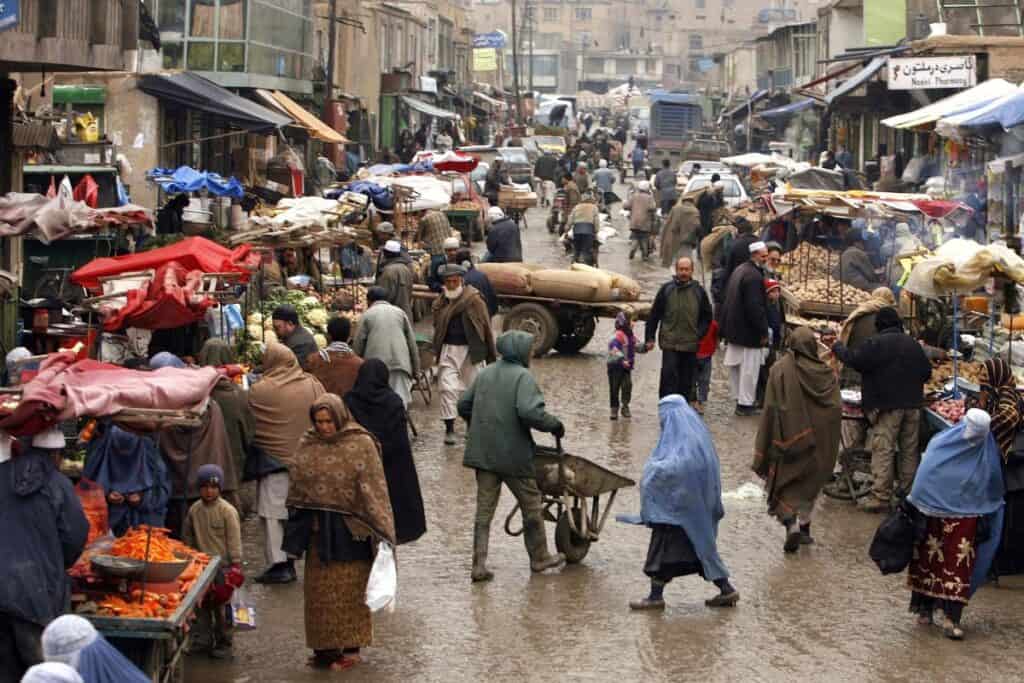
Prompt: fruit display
<box><xmin>930</xmin><ymin>398</ymin><xmax>966</xmax><ymax>423</ymax></box>
<box><xmin>781</xmin><ymin>243</ymin><xmax>834</xmax><ymax>279</ymax></box>
<box><xmin>925</xmin><ymin>360</ymin><xmax>984</xmax><ymax>395</ymax></box>
<box><xmin>786</xmin><ymin>278</ymin><xmax>875</xmax><ymax>306</ymax></box>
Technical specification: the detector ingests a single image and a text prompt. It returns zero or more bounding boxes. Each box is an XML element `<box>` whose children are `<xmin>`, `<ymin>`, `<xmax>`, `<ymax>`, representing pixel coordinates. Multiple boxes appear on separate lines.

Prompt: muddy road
<box><xmin>191</xmin><ymin>176</ymin><xmax>1024</xmax><ymax>682</ymax></box>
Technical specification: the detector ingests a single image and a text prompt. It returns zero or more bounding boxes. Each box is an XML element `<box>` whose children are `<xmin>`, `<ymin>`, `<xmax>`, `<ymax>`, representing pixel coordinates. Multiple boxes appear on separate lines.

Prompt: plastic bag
<box><xmin>75</xmin><ymin>478</ymin><xmax>108</xmax><ymax>545</ymax></box>
<box><xmin>365</xmin><ymin>542</ymin><xmax>397</xmax><ymax>613</ymax></box>
<box><xmin>230</xmin><ymin>586</ymin><xmax>256</xmax><ymax>630</ymax></box>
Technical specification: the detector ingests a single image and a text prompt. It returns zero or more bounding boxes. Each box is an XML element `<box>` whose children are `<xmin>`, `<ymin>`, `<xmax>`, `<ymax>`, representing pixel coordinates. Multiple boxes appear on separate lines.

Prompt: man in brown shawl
<box><xmin>249</xmin><ymin>342</ymin><xmax>325</xmax><ymax>584</ymax></box>
<box><xmin>306</xmin><ymin>316</ymin><xmax>363</xmax><ymax>397</ymax></box>
<box><xmin>753</xmin><ymin>326</ymin><xmax>841</xmax><ymax>553</ymax></box>
<box><xmin>284</xmin><ymin>394</ymin><xmax>395</xmax><ymax>672</ymax></box>
<box><xmin>659</xmin><ymin>196</ymin><xmax>701</xmax><ymax>268</ymax></box>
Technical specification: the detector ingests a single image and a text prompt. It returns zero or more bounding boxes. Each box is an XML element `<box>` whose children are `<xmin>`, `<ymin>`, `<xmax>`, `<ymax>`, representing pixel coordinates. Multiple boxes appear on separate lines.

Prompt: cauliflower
<box><xmin>300</xmin><ymin>296</ymin><xmax>321</xmax><ymax>310</ymax></box>
<box><xmin>247</xmin><ymin>312</ymin><xmax>263</xmax><ymax>326</ymax></box>
<box><xmin>246</xmin><ymin>324</ymin><xmax>263</xmax><ymax>340</ymax></box>
<box><xmin>305</xmin><ymin>307</ymin><xmax>329</xmax><ymax>330</ymax></box>
<box><xmin>314</xmin><ymin>333</ymin><xmax>327</xmax><ymax>349</ymax></box>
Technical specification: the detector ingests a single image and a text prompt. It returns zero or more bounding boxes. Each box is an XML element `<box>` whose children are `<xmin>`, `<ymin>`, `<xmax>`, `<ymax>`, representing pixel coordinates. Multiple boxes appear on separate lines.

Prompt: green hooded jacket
<box><xmin>458</xmin><ymin>331</ymin><xmax>563</xmax><ymax>478</ymax></box>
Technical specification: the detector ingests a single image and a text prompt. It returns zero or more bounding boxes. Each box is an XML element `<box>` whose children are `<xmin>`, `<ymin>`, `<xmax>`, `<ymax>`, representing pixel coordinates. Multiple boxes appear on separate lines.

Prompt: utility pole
<box><xmin>511</xmin><ymin>0</ymin><xmax>522</xmax><ymax>124</ymax></box>
<box><xmin>527</xmin><ymin>0</ymin><xmax>534</xmax><ymax>94</ymax></box>
<box><xmin>324</xmin><ymin>0</ymin><xmax>337</xmax><ymax>119</ymax></box>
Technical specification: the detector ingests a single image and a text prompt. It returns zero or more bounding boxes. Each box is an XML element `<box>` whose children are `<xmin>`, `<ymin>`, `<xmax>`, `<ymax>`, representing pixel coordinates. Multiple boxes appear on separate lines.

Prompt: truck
<box><xmin>646</xmin><ymin>90</ymin><xmax>706</xmax><ymax>169</ymax></box>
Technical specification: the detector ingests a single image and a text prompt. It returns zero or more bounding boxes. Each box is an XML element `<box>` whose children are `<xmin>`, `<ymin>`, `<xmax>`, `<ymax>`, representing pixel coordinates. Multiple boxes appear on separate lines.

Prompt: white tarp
<box><xmin>881</xmin><ymin>78</ymin><xmax>1015</xmax><ymax>129</ymax></box>
<box><xmin>721</xmin><ymin>152</ymin><xmax>803</xmax><ymax>169</ymax></box>
<box><xmin>372</xmin><ymin>175</ymin><xmax>453</xmax><ymax>212</ymax></box>
<box><xmin>247</xmin><ymin>197</ymin><xmax>344</xmax><ymax>230</ymax></box>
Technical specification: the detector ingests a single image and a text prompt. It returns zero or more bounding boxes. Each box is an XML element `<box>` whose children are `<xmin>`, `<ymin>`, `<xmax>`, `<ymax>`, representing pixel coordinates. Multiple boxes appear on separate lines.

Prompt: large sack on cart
<box><xmin>476</xmin><ymin>262</ymin><xmax>534</xmax><ymax>296</ymax></box>
<box><xmin>530</xmin><ymin>268</ymin><xmax>612</xmax><ymax>302</ymax></box>
<box><xmin>569</xmin><ymin>263</ymin><xmax>640</xmax><ymax>302</ymax></box>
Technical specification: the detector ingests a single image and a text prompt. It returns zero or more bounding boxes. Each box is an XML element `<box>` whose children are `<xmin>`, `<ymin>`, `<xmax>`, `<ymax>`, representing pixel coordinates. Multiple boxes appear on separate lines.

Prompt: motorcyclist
<box><xmin>567</xmin><ymin>191</ymin><xmax>601</xmax><ymax>266</ymax></box>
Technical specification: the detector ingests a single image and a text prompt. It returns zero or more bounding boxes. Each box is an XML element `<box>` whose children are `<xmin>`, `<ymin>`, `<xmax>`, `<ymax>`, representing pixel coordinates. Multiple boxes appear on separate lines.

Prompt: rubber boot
<box><xmin>523</xmin><ymin>518</ymin><xmax>565</xmax><ymax>572</ymax></box>
<box><xmin>471</xmin><ymin>523</ymin><xmax>494</xmax><ymax>583</ymax></box>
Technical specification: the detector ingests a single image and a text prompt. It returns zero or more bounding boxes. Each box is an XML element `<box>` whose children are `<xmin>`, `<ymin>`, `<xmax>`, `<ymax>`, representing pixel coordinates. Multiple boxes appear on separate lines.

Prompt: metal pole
<box><xmin>511</xmin><ymin>0</ymin><xmax>522</xmax><ymax>125</ymax></box>
<box><xmin>325</xmin><ymin>0</ymin><xmax>337</xmax><ymax>118</ymax></box>
<box><xmin>746</xmin><ymin>99</ymin><xmax>752</xmax><ymax>152</ymax></box>
<box><xmin>527</xmin><ymin>1</ymin><xmax>534</xmax><ymax>94</ymax></box>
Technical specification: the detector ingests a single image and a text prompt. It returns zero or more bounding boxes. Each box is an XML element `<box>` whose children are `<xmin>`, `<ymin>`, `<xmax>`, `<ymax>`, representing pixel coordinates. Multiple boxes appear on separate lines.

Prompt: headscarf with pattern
<box><xmin>981</xmin><ymin>358</ymin><xmax>1024</xmax><ymax>461</ymax></box>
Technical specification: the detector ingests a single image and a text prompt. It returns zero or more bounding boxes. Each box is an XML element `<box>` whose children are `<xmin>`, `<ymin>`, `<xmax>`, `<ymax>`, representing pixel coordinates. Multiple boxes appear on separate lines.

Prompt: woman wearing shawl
<box><xmin>82</xmin><ymin>423</ymin><xmax>170</xmax><ymax>536</ymax></box>
<box><xmin>283</xmin><ymin>394</ymin><xmax>395</xmax><ymax>671</ymax></box>
<box><xmin>344</xmin><ymin>359</ymin><xmax>426</xmax><ymax>545</ymax></box>
<box><xmin>249</xmin><ymin>342</ymin><xmax>325</xmax><ymax>584</ymax></box>
<box><xmin>836</xmin><ymin>287</ymin><xmax>895</xmax><ymax>387</ymax></box>
<box><xmin>628</xmin><ymin>395</ymin><xmax>739</xmax><ymax>610</ymax></box>
<box><xmin>753</xmin><ymin>326</ymin><xmax>841</xmax><ymax>553</ymax></box>
<box><xmin>41</xmin><ymin>614</ymin><xmax>149</xmax><ymax>683</ymax></box>
<box><xmin>197</xmin><ymin>339</ymin><xmax>254</xmax><ymax>478</ymax></box>
<box><xmin>906</xmin><ymin>409</ymin><xmax>1004</xmax><ymax>640</ymax></box>
<box><xmin>979</xmin><ymin>358</ymin><xmax>1024</xmax><ymax>575</ymax></box>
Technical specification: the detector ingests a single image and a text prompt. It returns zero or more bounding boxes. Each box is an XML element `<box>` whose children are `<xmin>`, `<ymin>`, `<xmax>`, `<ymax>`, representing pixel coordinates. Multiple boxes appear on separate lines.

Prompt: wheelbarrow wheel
<box><xmin>555</xmin><ymin>509</ymin><xmax>591</xmax><ymax>564</ymax></box>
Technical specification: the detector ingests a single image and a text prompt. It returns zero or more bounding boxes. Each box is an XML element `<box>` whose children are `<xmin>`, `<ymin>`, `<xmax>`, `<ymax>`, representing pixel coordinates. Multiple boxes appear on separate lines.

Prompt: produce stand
<box><xmin>72</xmin><ymin>555</ymin><xmax>220</xmax><ymax>683</ymax></box>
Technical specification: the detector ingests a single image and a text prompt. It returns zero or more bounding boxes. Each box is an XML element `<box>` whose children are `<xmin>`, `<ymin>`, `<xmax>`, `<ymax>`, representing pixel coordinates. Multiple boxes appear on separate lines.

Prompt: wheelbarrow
<box><xmin>504</xmin><ymin>438</ymin><xmax>635</xmax><ymax>563</ymax></box>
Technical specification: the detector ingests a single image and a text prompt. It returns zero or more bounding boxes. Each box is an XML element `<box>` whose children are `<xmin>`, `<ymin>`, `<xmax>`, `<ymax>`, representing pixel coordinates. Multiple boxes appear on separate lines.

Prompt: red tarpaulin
<box><xmin>72</xmin><ymin>236</ymin><xmax>255</xmax><ymax>291</ymax></box>
<box><xmin>99</xmin><ymin>262</ymin><xmax>215</xmax><ymax>332</ymax></box>
<box><xmin>414</xmin><ymin>150</ymin><xmax>480</xmax><ymax>173</ymax></box>
<box><xmin>909</xmin><ymin>199</ymin><xmax>972</xmax><ymax>219</ymax></box>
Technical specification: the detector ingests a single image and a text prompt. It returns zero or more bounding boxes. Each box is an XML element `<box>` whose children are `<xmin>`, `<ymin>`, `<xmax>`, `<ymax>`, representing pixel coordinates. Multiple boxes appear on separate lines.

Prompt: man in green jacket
<box><xmin>458</xmin><ymin>330</ymin><xmax>566</xmax><ymax>582</ymax></box>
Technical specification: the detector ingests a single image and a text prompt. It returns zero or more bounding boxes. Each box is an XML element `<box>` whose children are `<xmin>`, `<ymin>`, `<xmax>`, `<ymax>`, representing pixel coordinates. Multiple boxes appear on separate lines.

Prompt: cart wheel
<box><xmin>822</xmin><ymin>448</ymin><xmax>873</xmax><ymax>501</ymax></box>
<box><xmin>553</xmin><ymin>315</ymin><xmax>596</xmax><ymax>354</ymax></box>
<box><xmin>503</xmin><ymin>303</ymin><xmax>558</xmax><ymax>356</ymax></box>
<box><xmin>555</xmin><ymin>509</ymin><xmax>592</xmax><ymax>564</ymax></box>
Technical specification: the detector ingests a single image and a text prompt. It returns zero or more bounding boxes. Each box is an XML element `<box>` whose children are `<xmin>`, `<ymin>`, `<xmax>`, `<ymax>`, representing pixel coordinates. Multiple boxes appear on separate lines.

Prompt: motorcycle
<box><xmin>547</xmin><ymin>189</ymin><xmax>568</xmax><ymax>234</ymax></box>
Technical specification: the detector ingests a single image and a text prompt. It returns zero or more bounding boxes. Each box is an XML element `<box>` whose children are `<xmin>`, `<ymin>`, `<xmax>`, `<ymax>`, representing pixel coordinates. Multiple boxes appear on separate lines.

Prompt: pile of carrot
<box><xmin>110</xmin><ymin>526</ymin><xmax>182</xmax><ymax>562</ymax></box>
<box><xmin>97</xmin><ymin>590</ymin><xmax>180</xmax><ymax>619</ymax></box>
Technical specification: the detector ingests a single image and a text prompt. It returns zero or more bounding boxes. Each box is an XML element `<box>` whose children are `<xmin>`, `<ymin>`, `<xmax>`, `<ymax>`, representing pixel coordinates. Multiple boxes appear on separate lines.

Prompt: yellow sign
<box><xmin>473</xmin><ymin>48</ymin><xmax>497</xmax><ymax>72</ymax></box>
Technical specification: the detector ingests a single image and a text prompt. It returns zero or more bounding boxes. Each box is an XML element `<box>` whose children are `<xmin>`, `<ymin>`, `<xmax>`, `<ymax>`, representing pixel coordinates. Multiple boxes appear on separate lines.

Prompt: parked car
<box><xmin>683</xmin><ymin>173</ymin><xmax>750</xmax><ymax>208</ymax></box>
<box><xmin>496</xmin><ymin>147</ymin><xmax>534</xmax><ymax>188</ymax></box>
<box><xmin>531</xmin><ymin>135</ymin><xmax>567</xmax><ymax>156</ymax></box>
<box><xmin>677</xmin><ymin>160</ymin><xmax>729</xmax><ymax>192</ymax></box>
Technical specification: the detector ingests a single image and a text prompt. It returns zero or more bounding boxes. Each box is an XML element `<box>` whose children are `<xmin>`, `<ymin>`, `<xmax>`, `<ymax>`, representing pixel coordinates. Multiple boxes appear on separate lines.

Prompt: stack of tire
<box><xmin>475</xmin><ymin>262</ymin><xmax>642</xmax><ymax>356</ymax></box>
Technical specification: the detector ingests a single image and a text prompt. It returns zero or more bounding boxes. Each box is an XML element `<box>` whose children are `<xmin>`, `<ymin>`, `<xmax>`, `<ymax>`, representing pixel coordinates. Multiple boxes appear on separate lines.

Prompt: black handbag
<box><xmin>869</xmin><ymin>499</ymin><xmax>924</xmax><ymax>575</ymax></box>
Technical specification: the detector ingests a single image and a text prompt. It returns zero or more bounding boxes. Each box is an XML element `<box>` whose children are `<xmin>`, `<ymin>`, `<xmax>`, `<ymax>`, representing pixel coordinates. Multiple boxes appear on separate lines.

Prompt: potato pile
<box><xmin>782</xmin><ymin>243</ymin><xmax>835</xmax><ymax>279</ymax></box>
<box><xmin>925</xmin><ymin>360</ymin><xmax>984</xmax><ymax>395</ymax></box>
<box><xmin>786</xmin><ymin>278</ymin><xmax>875</xmax><ymax>306</ymax></box>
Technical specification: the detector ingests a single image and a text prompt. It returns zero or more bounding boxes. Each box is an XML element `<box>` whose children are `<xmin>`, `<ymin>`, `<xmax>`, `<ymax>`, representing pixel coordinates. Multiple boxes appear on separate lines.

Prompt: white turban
<box><xmin>749</xmin><ymin>241</ymin><xmax>767</xmax><ymax>254</ymax></box>
<box><xmin>32</xmin><ymin>426</ymin><xmax>66</xmax><ymax>450</ymax></box>
<box><xmin>383</xmin><ymin>239</ymin><xmax>402</xmax><ymax>254</ymax></box>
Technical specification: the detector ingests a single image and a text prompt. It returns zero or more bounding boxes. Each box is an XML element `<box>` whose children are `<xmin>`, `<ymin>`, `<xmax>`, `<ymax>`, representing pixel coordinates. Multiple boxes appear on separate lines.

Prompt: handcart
<box><xmin>505</xmin><ymin>438</ymin><xmax>635</xmax><ymax>563</ymax></box>
<box><xmin>413</xmin><ymin>334</ymin><xmax>434</xmax><ymax>406</ymax></box>
<box><xmin>822</xmin><ymin>389</ymin><xmax>872</xmax><ymax>501</ymax></box>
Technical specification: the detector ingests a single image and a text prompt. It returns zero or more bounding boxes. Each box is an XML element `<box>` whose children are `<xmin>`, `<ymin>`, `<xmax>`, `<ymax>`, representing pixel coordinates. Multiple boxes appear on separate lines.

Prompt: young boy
<box><xmin>694</xmin><ymin>319</ymin><xmax>718</xmax><ymax>416</ymax></box>
<box><xmin>607</xmin><ymin>312</ymin><xmax>637</xmax><ymax>420</ymax></box>
<box><xmin>184</xmin><ymin>464</ymin><xmax>243</xmax><ymax>660</ymax></box>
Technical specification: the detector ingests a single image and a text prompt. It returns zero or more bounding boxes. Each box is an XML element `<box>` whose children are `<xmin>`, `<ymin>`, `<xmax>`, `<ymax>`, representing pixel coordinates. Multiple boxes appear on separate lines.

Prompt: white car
<box><xmin>683</xmin><ymin>174</ymin><xmax>750</xmax><ymax>208</ymax></box>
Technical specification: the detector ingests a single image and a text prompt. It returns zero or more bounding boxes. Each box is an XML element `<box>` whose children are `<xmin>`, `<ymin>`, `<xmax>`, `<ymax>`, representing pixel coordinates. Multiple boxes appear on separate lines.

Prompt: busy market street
<box><xmin>11</xmin><ymin>3</ymin><xmax>1024</xmax><ymax>682</ymax></box>
<box><xmin>181</xmin><ymin>190</ymin><xmax>1024</xmax><ymax>683</ymax></box>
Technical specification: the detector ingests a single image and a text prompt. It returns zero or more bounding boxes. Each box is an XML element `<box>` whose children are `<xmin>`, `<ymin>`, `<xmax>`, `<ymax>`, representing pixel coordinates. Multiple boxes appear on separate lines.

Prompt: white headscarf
<box><xmin>21</xmin><ymin>663</ymin><xmax>84</xmax><ymax>683</ymax></box>
<box><xmin>963</xmin><ymin>408</ymin><xmax>992</xmax><ymax>444</ymax></box>
<box><xmin>42</xmin><ymin>615</ymin><xmax>97</xmax><ymax>668</ymax></box>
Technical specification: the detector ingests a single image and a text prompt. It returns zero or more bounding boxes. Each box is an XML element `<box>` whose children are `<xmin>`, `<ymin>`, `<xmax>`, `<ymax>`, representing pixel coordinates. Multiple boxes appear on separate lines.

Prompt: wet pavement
<box><xmin>191</xmin><ymin>177</ymin><xmax>1024</xmax><ymax>681</ymax></box>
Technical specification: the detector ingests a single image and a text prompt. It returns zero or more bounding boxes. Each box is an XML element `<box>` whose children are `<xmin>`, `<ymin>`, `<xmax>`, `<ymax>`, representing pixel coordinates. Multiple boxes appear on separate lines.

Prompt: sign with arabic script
<box><xmin>887</xmin><ymin>56</ymin><xmax>976</xmax><ymax>90</ymax></box>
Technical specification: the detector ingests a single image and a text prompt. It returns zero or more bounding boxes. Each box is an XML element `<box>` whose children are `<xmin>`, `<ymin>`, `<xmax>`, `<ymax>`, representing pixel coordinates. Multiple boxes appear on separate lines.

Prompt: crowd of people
<box><xmin>4</xmin><ymin>131</ymin><xmax>1024</xmax><ymax>682</ymax></box>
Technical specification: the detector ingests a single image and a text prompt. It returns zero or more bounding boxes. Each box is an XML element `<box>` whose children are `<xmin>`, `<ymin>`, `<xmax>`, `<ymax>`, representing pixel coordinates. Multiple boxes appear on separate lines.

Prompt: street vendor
<box><xmin>0</xmin><ymin>427</ymin><xmax>88</xmax><ymax>682</ymax></box>
<box><xmin>832</xmin><ymin>228</ymin><xmax>881</xmax><ymax>292</ymax></box>
<box><xmin>418</xmin><ymin>209</ymin><xmax>453</xmax><ymax>257</ymax></box>
<box><xmin>280</xmin><ymin>247</ymin><xmax>322</xmax><ymax>290</ymax></box>
<box><xmin>272</xmin><ymin>305</ymin><xmax>319</xmax><ymax>370</ymax></box>
<box><xmin>373</xmin><ymin>220</ymin><xmax>396</xmax><ymax>250</ymax></box>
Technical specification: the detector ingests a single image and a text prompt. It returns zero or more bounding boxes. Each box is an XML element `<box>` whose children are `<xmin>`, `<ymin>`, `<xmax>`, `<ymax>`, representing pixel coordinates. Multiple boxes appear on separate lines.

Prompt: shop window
<box><xmin>575</xmin><ymin>7</ymin><xmax>592</xmax><ymax>21</ymax></box>
<box><xmin>187</xmin><ymin>42</ymin><xmax>216</xmax><ymax>70</ymax></box>
<box><xmin>544</xmin><ymin>7</ymin><xmax>558</xmax><ymax>21</ymax></box>
<box><xmin>689</xmin><ymin>34</ymin><xmax>702</xmax><ymax>50</ymax></box>
<box><xmin>219</xmin><ymin>0</ymin><xmax>246</xmax><ymax>40</ymax></box>
<box><xmin>190</xmin><ymin>0</ymin><xmax>216</xmax><ymax>38</ymax></box>
<box><xmin>218</xmin><ymin>43</ymin><xmax>245</xmax><ymax>72</ymax></box>
<box><xmin>162</xmin><ymin>42</ymin><xmax>185</xmax><ymax>69</ymax></box>
<box><xmin>159</xmin><ymin>0</ymin><xmax>186</xmax><ymax>34</ymax></box>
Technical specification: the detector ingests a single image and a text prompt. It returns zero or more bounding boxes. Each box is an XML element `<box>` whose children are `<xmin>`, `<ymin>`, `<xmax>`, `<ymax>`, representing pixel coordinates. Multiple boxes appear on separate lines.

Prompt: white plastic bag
<box><xmin>365</xmin><ymin>542</ymin><xmax>397</xmax><ymax>612</ymax></box>
<box><xmin>230</xmin><ymin>586</ymin><xmax>257</xmax><ymax>630</ymax></box>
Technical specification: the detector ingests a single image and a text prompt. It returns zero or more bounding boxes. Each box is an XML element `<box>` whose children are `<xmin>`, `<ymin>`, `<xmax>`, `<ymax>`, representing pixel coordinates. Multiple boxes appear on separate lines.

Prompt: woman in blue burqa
<box><xmin>82</xmin><ymin>422</ymin><xmax>170</xmax><ymax>536</ymax></box>
<box><xmin>629</xmin><ymin>394</ymin><xmax>739</xmax><ymax>610</ymax></box>
<box><xmin>906</xmin><ymin>408</ymin><xmax>1004</xmax><ymax>640</ymax></box>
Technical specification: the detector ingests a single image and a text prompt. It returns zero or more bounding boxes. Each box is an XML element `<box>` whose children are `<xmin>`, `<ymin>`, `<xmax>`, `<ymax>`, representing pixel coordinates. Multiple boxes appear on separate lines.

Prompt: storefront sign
<box><xmin>473</xmin><ymin>48</ymin><xmax>498</xmax><ymax>72</ymax></box>
<box><xmin>472</xmin><ymin>31</ymin><xmax>507</xmax><ymax>49</ymax></box>
<box><xmin>888</xmin><ymin>56</ymin><xmax>977</xmax><ymax>90</ymax></box>
<box><xmin>0</xmin><ymin>1</ymin><xmax>18</xmax><ymax>32</ymax></box>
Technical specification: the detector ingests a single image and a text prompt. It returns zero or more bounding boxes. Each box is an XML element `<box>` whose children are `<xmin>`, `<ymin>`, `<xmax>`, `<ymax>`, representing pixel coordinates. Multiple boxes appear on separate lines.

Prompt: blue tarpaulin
<box><xmin>146</xmin><ymin>166</ymin><xmax>245</xmax><ymax>199</ymax></box>
<box><xmin>941</xmin><ymin>88</ymin><xmax>1024</xmax><ymax>131</ymax></box>
<box><xmin>329</xmin><ymin>181</ymin><xmax>394</xmax><ymax>210</ymax></box>
<box><xmin>825</xmin><ymin>56</ymin><xmax>887</xmax><ymax>106</ymax></box>
<box><xmin>648</xmin><ymin>89</ymin><xmax>701</xmax><ymax>107</ymax></box>
<box><xmin>757</xmin><ymin>98</ymin><xmax>819</xmax><ymax>120</ymax></box>
<box><xmin>720</xmin><ymin>90</ymin><xmax>769</xmax><ymax>119</ymax></box>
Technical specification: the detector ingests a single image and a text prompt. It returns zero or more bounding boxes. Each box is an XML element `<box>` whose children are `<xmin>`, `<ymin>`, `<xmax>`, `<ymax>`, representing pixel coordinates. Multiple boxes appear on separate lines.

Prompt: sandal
<box><xmin>943</xmin><ymin>621</ymin><xmax>964</xmax><ymax>640</ymax></box>
<box><xmin>329</xmin><ymin>654</ymin><xmax>361</xmax><ymax>671</ymax></box>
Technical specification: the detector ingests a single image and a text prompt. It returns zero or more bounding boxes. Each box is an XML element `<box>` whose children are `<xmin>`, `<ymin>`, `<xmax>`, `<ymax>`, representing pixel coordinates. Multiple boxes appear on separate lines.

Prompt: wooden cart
<box><xmin>84</xmin><ymin>558</ymin><xmax>220</xmax><ymax>683</ymax></box>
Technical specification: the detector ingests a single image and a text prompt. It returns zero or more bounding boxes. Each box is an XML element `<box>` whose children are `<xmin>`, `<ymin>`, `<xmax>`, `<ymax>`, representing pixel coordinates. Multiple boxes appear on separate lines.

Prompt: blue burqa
<box><xmin>632</xmin><ymin>395</ymin><xmax>730</xmax><ymax>581</ymax></box>
<box><xmin>83</xmin><ymin>424</ymin><xmax>169</xmax><ymax>536</ymax></box>
<box><xmin>907</xmin><ymin>421</ymin><xmax>1005</xmax><ymax>596</ymax></box>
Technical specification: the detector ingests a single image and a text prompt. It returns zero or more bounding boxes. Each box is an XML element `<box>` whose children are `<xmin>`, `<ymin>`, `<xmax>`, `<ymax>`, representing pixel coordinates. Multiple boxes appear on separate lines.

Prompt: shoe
<box><xmin>444</xmin><ymin>431</ymin><xmax>457</xmax><ymax>446</ymax></box>
<box><xmin>629</xmin><ymin>598</ymin><xmax>666</xmax><ymax>611</ymax></box>
<box><xmin>258</xmin><ymin>562</ymin><xmax>296</xmax><ymax>585</ymax></box>
<box><xmin>610</xmin><ymin>407</ymin><xmax>619</xmax><ymax>421</ymax></box>
<box><xmin>734</xmin><ymin>405</ymin><xmax>760</xmax><ymax>417</ymax></box>
<box><xmin>621</xmin><ymin>405</ymin><xmax>631</xmax><ymax>418</ymax></box>
<box><xmin>860</xmin><ymin>496</ymin><xmax>889</xmax><ymax>513</ymax></box>
<box><xmin>783</xmin><ymin>529</ymin><xmax>801</xmax><ymax>554</ymax></box>
<box><xmin>705</xmin><ymin>590</ymin><xmax>740</xmax><ymax>607</ymax></box>
<box><xmin>471</xmin><ymin>523</ymin><xmax>494</xmax><ymax>583</ymax></box>
<box><xmin>943</xmin><ymin>620</ymin><xmax>964</xmax><ymax>640</ymax></box>
<box><xmin>799</xmin><ymin>524</ymin><xmax>814</xmax><ymax>545</ymax></box>
<box><xmin>530</xmin><ymin>552</ymin><xmax>566</xmax><ymax>573</ymax></box>
<box><xmin>209</xmin><ymin>645</ymin><xmax>234</xmax><ymax>660</ymax></box>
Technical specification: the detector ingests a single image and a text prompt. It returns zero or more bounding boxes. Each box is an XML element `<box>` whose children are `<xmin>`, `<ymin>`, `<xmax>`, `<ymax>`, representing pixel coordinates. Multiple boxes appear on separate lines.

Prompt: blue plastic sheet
<box><xmin>146</xmin><ymin>166</ymin><xmax>245</xmax><ymax>199</ymax></box>
<box><xmin>331</xmin><ymin>181</ymin><xmax>394</xmax><ymax>210</ymax></box>
<box><xmin>954</xmin><ymin>90</ymin><xmax>1024</xmax><ymax>130</ymax></box>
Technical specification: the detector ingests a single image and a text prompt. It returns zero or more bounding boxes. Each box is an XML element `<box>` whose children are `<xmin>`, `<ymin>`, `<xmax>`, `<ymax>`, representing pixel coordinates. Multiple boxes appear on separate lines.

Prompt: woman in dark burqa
<box><xmin>344</xmin><ymin>359</ymin><xmax>426</xmax><ymax>545</ymax></box>
<box><xmin>83</xmin><ymin>422</ymin><xmax>170</xmax><ymax>536</ymax></box>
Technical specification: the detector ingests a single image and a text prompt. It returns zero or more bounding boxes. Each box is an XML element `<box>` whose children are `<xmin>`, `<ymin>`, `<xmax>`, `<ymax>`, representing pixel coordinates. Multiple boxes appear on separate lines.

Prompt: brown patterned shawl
<box><xmin>981</xmin><ymin>358</ymin><xmax>1024</xmax><ymax>461</ymax></box>
<box><xmin>287</xmin><ymin>394</ymin><xmax>396</xmax><ymax>545</ymax></box>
